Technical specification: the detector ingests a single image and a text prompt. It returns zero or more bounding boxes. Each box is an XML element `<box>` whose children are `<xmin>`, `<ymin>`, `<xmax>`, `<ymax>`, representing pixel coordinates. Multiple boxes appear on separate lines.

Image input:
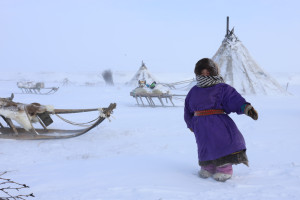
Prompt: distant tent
<box><xmin>127</xmin><ymin>61</ymin><xmax>158</xmax><ymax>87</ymax></box>
<box><xmin>212</xmin><ymin>17</ymin><xmax>286</xmax><ymax>95</ymax></box>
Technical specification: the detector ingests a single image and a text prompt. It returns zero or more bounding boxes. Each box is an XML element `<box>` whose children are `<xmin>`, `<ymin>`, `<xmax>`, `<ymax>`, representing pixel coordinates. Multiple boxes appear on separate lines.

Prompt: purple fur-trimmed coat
<box><xmin>184</xmin><ymin>83</ymin><xmax>247</xmax><ymax>162</ymax></box>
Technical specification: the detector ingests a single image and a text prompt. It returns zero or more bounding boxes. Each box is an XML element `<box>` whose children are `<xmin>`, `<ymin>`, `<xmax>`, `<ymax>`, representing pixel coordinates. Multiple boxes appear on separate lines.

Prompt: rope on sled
<box><xmin>166</xmin><ymin>79</ymin><xmax>194</xmax><ymax>85</ymax></box>
<box><xmin>54</xmin><ymin>108</ymin><xmax>111</xmax><ymax>127</ymax></box>
<box><xmin>54</xmin><ymin>114</ymin><xmax>100</xmax><ymax>127</ymax></box>
<box><xmin>160</xmin><ymin>79</ymin><xmax>194</xmax><ymax>85</ymax></box>
<box><xmin>172</xmin><ymin>96</ymin><xmax>185</xmax><ymax>102</ymax></box>
<box><xmin>159</xmin><ymin>78</ymin><xmax>194</xmax><ymax>90</ymax></box>
<box><xmin>22</xmin><ymin>105</ymin><xmax>114</xmax><ymax>133</ymax></box>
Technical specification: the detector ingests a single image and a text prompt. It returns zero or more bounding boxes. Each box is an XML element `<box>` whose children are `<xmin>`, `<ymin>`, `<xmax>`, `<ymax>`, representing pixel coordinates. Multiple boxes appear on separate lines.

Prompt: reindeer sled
<box><xmin>17</xmin><ymin>81</ymin><xmax>59</xmax><ymax>95</ymax></box>
<box><xmin>128</xmin><ymin>61</ymin><xmax>190</xmax><ymax>107</ymax></box>
<box><xmin>130</xmin><ymin>80</ymin><xmax>186</xmax><ymax>107</ymax></box>
<box><xmin>0</xmin><ymin>94</ymin><xmax>116</xmax><ymax>140</ymax></box>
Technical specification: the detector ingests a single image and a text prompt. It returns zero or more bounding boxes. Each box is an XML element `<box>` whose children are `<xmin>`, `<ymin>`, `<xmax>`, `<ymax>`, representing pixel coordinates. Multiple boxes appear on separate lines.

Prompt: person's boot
<box><xmin>213</xmin><ymin>163</ymin><xmax>233</xmax><ymax>182</ymax></box>
<box><xmin>198</xmin><ymin>164</ymin><xmax>216</xmax><ymax>179</ymax></box>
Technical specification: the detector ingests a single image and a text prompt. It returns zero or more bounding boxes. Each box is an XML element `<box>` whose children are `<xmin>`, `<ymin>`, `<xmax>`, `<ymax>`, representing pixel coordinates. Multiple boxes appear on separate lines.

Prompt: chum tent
<box><xmin>127</xmin><ymin>61</ymin><xmax>159</xmax><ymax>87</ymax></box>
<box><xmin>212</xmin><ymin>17</ymin><xmax>286</xmax><ymax>95</ymax></box>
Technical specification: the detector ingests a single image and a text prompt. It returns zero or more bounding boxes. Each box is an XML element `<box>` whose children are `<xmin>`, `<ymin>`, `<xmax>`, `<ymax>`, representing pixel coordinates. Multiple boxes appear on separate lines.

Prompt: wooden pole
<box><xmin>226</xmin><ymin>16</ymin><xmax>229</xmax><ymax>36</ymax></box>
<box><xmin>51</xmin><ymin>108</ymin><xmax>100</xmax><ymax>114</ymax></box>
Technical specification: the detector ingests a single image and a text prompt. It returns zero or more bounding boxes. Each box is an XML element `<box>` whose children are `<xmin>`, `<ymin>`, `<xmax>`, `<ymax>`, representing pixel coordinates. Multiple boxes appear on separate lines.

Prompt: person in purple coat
<box><xmin>184</xmin><ymin>58</ymin><xmax>258</xmax><ymax>182</ymax></box>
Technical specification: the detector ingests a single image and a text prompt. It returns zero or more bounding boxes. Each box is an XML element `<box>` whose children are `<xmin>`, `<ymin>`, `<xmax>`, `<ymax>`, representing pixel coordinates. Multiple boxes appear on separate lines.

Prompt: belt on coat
<box><xmin>194</xmin><ymin>109</ymin><xmax>225</xmax><ymax>116</ymax></box>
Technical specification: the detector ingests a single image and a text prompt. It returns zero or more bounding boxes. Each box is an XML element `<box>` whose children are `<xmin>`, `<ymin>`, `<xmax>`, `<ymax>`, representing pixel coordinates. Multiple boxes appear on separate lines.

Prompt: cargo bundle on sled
<box><xmin>0</xmin><ymin>94</ymin><xmax>116</xmax><ymax>140</ymax></box>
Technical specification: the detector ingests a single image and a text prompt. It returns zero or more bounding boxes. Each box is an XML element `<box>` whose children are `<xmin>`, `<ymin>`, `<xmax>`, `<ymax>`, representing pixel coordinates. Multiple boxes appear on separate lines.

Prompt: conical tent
<box><xmin>212</xmin><ymin>18</ymin><xmax>286</xmax><ymax>95</ymax></box>
<box><xmin>127</xmin><ymin>61</ymin><xmax>158</xmax><ymax>87</ymax></box>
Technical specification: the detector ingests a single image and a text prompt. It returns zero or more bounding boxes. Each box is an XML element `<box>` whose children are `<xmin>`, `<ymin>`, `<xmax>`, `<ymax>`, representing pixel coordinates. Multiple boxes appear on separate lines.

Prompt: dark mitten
<box><xmin>244</xmin><ymin>105</ymin><xmax>258</xmax><ymax>120</ymax></box>
<box><xmin>189</xmin><ymin>128</ymin><xmax>194</xmax><ymax>132</ymax></box>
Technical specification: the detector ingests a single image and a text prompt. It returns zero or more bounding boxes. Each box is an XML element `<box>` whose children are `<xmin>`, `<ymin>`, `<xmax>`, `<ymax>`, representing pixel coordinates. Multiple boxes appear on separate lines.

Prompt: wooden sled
<box><xmin>130</xmin><ymin>91</ymin><xmax>185</xmax><ymax>107</ymax></box>
<box><xmin>0</xmin><ymin>95</ymin><xmax>116</xmax><ymax>140</ymax></box>
<box><xmin>130</xmin><ymin>91</ymin><xmax>174</xmax><ymax>107</ymax></box>
<box><xmin>17</xmin><ymin>81</ymin><xmax>59</xmax><ymax>95</ymax></box>
<box><xmin>18</xmin><ymin>87</ymin><xmax>59</xmax><ymax>95</ymax></box>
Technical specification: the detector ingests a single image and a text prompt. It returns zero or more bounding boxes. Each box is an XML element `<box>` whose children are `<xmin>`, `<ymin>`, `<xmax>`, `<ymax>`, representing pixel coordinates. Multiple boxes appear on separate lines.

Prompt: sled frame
<box><xmin>0</xmin><ymin>103</ymin><xmax>116</xmax><ymax>140</ymax></box>
<box><xmin>130</xmin><ymin>92</ymin><xmax>176</xmax><ymax>107</ymax></box>
<box><xmin>18</xmin><ymin>87</ymin><xmax>59</xmax><ymax>95</ymax></box>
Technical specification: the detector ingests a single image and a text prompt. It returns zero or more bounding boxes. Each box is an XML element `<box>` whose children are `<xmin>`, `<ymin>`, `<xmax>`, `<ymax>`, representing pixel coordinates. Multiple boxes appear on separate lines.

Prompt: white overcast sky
<box><xmin>0</xmin><ymin>0</ymin><xmax>299</xmax><ymax>73</ymax></box>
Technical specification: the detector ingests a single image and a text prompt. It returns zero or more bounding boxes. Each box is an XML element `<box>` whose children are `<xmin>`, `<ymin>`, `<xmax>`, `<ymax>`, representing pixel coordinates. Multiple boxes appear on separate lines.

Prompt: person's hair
<box><xmin>194</xmin><ymin>58</ymin><xmax>219</xmax><ymax>76</ymax></box>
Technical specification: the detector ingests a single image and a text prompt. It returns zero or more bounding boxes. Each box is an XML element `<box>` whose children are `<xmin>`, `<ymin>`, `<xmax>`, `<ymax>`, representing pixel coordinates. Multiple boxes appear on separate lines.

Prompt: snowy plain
<box><xmin>0</xmin><ymin>71</ymin><xmax>300</xmax><ymax>200</ymax></box>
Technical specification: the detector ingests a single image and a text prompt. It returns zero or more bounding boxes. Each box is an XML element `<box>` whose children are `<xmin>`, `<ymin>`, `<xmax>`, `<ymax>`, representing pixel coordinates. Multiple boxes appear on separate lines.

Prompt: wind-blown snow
<box><xmin>0</xmin><ymin>71</ymin><xmax>300</xmax><ymax>200</ymax></box>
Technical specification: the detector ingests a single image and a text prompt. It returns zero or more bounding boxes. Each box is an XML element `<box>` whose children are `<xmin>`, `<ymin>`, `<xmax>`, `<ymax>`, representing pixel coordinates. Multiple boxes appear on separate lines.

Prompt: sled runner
<box><xmin>130</xmin><ymin>91</ymin><xmax>174</xmax><ymax>107</ymax></box>
<box><xmin>0</xmin><ymin>95</ymin><xmax>116</xmax><ymax>140</ymax></box>
<box><xmin>17</xmin><ymin>81</ymin><xmax>59</xmax><ymax>95</ymax></box>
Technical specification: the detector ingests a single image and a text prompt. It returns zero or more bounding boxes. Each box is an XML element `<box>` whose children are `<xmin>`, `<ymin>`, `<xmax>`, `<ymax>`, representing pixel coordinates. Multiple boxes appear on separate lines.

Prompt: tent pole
<box><xmin>226</xmin><ymin>16</ymin><xmax>229</xmax><ymax>36</ymax></box>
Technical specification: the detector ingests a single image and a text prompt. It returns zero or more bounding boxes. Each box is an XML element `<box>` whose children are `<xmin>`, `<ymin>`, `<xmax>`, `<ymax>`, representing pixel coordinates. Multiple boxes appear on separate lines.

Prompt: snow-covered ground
<box><xmin>0</xmin><ymin>71</ymin><xmax>300</xmax><ymax>200</ymax></box>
